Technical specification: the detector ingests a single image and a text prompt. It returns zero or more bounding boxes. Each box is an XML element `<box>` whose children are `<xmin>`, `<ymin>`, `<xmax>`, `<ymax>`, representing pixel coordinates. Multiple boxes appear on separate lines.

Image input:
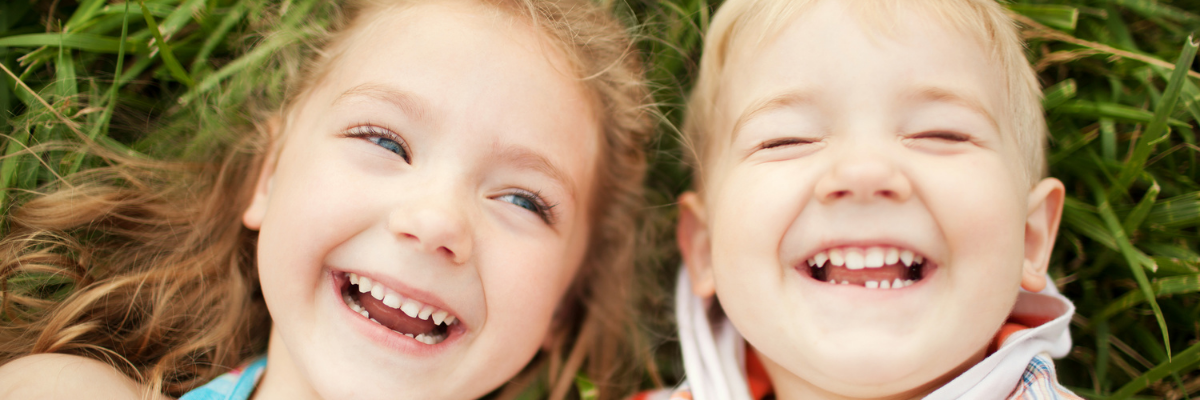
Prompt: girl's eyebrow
<box><xmin>334</xmin><ymin>83</ymin><xmax>430</xmax><ymax>121</ymax></box>
<box><xmin>494</xmin><ymin>144</ymin><xmax>577</xmax><ymax>202</ymax></box>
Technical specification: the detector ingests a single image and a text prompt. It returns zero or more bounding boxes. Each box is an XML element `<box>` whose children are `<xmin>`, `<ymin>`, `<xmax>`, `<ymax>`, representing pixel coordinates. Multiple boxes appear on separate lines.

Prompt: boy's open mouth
<box><xmin>802</xmin><ymin>246</ymin><xmax>931</xmax><ymax>289</ymax></box>
<box><xmin>339</xmin><ymin>272</ymin><xmax>459</xmax><ymax>345</ymax></box>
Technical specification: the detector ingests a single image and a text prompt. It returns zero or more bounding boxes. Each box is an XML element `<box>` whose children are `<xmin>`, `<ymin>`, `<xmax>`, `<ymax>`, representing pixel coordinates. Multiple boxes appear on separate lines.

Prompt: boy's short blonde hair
<box><xmin>683</xmin><ymin>0</ymin><xmax>1047</xmax><ymax>189</ymax></box>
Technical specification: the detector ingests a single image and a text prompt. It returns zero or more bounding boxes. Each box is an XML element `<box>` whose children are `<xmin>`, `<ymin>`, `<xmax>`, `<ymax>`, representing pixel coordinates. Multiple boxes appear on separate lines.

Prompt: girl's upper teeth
<box><xmin>808</xmin><ymin>246</ymin><xmax>923</xmax><ymax>269</ymax></box>
<box><xmin>347</xmin><ymin>272</ymin><xmax>455</xmax><ymax>325</ymax></box>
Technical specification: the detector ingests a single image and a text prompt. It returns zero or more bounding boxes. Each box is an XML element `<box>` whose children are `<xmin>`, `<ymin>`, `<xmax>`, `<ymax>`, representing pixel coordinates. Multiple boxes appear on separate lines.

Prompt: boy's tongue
<box><xmin>357</xmin><ymin>291</ymin><xmax>437</xmax><ymax>336</ymax></box>
<box><xmin>819</xmin><ymin>264</ymin><xmax>914</xmax><ymax>286</ymax></box>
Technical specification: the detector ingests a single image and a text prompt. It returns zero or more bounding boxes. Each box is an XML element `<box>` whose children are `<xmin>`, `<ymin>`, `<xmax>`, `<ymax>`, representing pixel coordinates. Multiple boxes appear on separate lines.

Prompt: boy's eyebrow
<box><xmin>334</xmin><ymin>83</ymin><xmax>429</xmax><ymax>121</ymax></box>
<box><xmin>494</xmin><ymin>144</ymin><xmax>577</xmax><ymax>202</ymax></box>
<box><xmin>731</xmin><ymin>91</ymin><xmax>819</xmax><ymax>143</ymax></box>
<box><xmin>905</xmin><ymin>86</ymin><xmax>999</xmax><ymax>130</ymax></box>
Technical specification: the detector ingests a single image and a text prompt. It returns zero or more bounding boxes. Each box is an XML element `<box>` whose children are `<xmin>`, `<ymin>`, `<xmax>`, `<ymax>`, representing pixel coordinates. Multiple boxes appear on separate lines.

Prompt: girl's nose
<box><xmin>814</xmin><ymin>148</ymin><xmax>912</xmax><ymax>204</ymax></box>
<box><xmin>387</xmin><ymin>196</ymin><xmax>473</xmax><ymax>264</ymax></box>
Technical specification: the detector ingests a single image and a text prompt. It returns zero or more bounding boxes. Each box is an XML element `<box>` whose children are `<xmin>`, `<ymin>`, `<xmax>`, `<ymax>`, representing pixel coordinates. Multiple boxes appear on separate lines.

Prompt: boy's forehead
<box><xmin>714</xmin><ymin>1</ymin><xmax>1007</xmax><ymax>143</ymax></box>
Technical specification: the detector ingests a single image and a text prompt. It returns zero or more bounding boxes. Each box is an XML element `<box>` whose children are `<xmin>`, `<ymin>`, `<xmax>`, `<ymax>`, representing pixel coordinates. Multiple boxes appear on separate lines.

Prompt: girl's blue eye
<box><xmin>343</xmin><ymin>125</ymin><xmax>411</xmax><ymax>163</ymax></box>
<box><xmin>499</xmin><ymin>193</ymin><xmax>539</xmax><ymax>212</ymax></box>
<box><xmin>497</xmin><ymin>192</ymin><xmax>555</xmax><ymax>224</ymax></box>
<box><xmin>368</xmin><ymin>136</ymin><xmax>407</xmax><ymax>158</ymax></box>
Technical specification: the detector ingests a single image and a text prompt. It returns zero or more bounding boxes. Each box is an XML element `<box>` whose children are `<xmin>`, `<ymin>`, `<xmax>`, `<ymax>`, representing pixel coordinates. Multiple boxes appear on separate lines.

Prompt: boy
<box><xmin>659</xmin><ymin>0</ymin><xmax>1079</xmax><ymax>398</ymax></box>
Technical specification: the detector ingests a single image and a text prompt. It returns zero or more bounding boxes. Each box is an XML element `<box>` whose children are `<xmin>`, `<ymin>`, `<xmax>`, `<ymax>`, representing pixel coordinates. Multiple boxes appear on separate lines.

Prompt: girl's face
<box><xmin>242</xmin><ymin>2</ymin><xmax>598</xmax><ymax>398</ymax></box>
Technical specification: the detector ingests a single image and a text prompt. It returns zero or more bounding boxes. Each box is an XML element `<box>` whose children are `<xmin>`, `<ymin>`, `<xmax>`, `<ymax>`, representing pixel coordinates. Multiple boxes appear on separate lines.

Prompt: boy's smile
<box><xmin>677</xmin><ymin>1</ymin><xmax>1064</xmax><ymax>398</ymax></box>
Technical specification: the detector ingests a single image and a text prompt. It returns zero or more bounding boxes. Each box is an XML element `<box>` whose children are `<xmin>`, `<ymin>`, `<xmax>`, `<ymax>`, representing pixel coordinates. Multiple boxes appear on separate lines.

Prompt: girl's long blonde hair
<box><xmin>0</xmin><ymin>1</ymin><xmax>651</xmax><ymax>398</ymax></box>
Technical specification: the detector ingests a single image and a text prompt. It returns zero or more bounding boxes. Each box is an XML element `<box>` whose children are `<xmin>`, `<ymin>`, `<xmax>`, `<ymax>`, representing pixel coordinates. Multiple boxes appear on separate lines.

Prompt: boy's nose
<box><xmin>814</xmin><ymin>153</ymin><xmax>912</xmax><ymax>204</ymax></box>
<box><xmin>387</xmin><ymin>196</ymin><xmax>473</xmax><ymax>264</ymax></box>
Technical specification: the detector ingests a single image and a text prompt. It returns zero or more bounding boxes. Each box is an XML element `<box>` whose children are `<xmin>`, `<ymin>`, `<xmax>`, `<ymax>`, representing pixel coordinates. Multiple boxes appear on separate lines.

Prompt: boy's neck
<box><xmin>752</xmin><ymin>344</ymin><xmax>986</xmax><ymax>400</ymax></box>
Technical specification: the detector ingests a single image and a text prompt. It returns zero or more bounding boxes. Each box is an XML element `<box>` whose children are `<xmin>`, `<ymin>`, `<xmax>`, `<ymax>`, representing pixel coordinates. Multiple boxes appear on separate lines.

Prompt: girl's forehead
<box><xmin>279</xmin><ymin>0</ymin><xmax>600</xmax><ymax>198</ymax></box>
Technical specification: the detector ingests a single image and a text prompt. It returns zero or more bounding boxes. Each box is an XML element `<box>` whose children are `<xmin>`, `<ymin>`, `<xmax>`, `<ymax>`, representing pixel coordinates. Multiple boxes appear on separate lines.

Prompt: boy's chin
<box><xmin>753</xmin><ymin>330</ymin><xmax>979</xmax><ymax>397</ymax></box>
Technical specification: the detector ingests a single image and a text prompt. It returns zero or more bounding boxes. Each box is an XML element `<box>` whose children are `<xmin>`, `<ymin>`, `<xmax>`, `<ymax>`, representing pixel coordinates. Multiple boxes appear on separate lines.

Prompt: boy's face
<box><xmin>677</xmin><ymin>1</ymin><xmax>1063</xmax><ymax>398</ymax></box>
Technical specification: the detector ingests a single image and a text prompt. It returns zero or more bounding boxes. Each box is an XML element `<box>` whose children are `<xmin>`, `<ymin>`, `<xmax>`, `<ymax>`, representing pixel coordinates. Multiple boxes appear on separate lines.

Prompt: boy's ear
<box><xmin>677</xmin><ymin>192</ymin><xmax>716</xmax><ymax>298</ymax></box>
<box><xmin>1021</xmin><ymin>178</ymin><xmax>1065</xmax><ymax>292</ymax></box>
<box><xmin>242</xmin><ymin>115</ymin><xmax>284</xmax><ymax>231</ymax></box>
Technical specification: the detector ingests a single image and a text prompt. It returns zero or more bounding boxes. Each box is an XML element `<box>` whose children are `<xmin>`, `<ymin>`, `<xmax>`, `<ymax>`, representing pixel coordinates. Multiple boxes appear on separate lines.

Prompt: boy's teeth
<box><xmin>814</xmin><ymin>252</ymin><xmax>828</xmax><ymax>267</ymax></box>
<box><xmin>865</xmin><ymin>280</ymin><xmax>879</xmax><ymax>289</ymax></box>
<box><xmin>844</xmin><ymin>250</ymin><xmax>865</xmax><ymax>270</ymax></box>
<box><xmin>829</xmin><ymin>249</ymin><xmax>845</xmax><ymax>266</ymax></box>
<box><xmin>445</xmin><ymin>315</ymin><xmax>457</xmax><ymax>325</ymax></box>
<box><xmin>864</xmin><ymin>247</ymin><xmax>884</xmax><ymax>267</ymax></box>
<box><xmin>892</xmin><ymin>278</ymin><xmax>903</xmax><ymax>288</ymax></box>
<box><xmin>349</xmin><ymin>273</ymin><xmax>360</xmax><ymax>285</ymax></box>
<box><xmin>914</xmin><ymin>255</ymin><xmax>924</xmax><ymax>264</ymax></box>
<box><xmin>879</xmin><ymin>280</ymin><xmax>891</xmax><ymax>289</ymax></box>
<box><xmin>432</xmin><ymin>310</ymin><xmax>448</xmax><ymax>325</ymax></box>
<box><xmin>418</xmin><ymin>305</ymin><xmax>435</xmax><ymax>320</ymax></box>
<box><xmin>900</xmin><ymin>250</ymin><xmax>914</xmax><ymax>267</ymax></box>
<box><xmin>358</xmin><ymin>276</ymin><xmax>373</xmax><ymax>293</ymax></box>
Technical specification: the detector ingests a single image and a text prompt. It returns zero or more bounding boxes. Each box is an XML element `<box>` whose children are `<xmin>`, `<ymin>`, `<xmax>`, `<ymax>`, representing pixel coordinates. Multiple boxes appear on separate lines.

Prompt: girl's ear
<box><xmin>242</xmin><ymin>116</ymin><xmax>284</xmax><ymax>231</ymax></box>
<box><xmin>677</xmin><ymin>192</ymin><xmax>716</xmax><ymax>298</ymax></box>
<box><xmin>1021</xmin><ymin>178</ymin><xmax>1065</xmax><ymax>292</ymax></box>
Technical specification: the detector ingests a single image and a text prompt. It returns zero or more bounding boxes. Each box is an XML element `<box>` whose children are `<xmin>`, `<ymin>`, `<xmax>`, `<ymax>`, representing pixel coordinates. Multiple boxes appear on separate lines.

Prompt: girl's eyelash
<box><xmin>342</xmin><ymin>124</ymin><xmax>412</xmax><ymax>163</ymax></box>
<box><xmin>501</xmin><ymin>189</ymin><xmax>559</xmax><ymax>225</ymax></box>
<box><xmin>759</xmin><ymin>137</ymin><xmax>816</xmax><ymax>150</ymax></box>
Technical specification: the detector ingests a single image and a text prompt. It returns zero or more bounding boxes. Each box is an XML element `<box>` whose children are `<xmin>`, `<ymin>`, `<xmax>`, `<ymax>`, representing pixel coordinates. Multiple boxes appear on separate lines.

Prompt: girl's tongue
<box><xmin>356</xmin><ymin>290</ymin><xmax>437</xmax><ymax>336</ymax></box>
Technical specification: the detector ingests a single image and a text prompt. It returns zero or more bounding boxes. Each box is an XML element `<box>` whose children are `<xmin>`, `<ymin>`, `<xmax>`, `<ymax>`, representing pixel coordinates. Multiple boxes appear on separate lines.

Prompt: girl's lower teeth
<box><xmin>342</xmin><ymin>292</ymin><xmax>449</xmax><ymax>345</ymax></box>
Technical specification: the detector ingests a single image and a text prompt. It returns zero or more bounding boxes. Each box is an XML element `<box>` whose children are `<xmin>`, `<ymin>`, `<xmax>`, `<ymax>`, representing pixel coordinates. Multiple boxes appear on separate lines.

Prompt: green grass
<box><xmin>3</xmin><ymin>0</ymin><xmax>1200</xmax><ymax>398</ymax></box>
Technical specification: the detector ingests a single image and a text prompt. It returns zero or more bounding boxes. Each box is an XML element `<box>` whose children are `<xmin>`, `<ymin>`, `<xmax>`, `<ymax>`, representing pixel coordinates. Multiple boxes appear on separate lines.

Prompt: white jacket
<box><xmin>671</xmin><ymin>268</ymin><xmax>1075</xmax><ymax>400</ymax></box>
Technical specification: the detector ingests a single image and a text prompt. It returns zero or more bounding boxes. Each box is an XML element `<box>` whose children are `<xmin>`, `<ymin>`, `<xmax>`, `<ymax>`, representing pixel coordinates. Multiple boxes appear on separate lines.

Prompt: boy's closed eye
<box><xmin>902</xmin><ymin>130</ymin><xmax>981</xmax><ymax>154</ymax></box>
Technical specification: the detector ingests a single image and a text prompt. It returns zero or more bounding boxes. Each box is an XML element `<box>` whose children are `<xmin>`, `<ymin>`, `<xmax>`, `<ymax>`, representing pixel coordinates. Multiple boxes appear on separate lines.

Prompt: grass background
<box><xmin>1</xmin><ymin>0</ymin><xmax>1199</xmax><ymax>398</ymax></box>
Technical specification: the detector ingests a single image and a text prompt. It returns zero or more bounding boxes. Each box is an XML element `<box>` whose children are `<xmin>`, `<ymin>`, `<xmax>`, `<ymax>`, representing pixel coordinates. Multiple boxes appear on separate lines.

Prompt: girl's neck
<box><xmin>253</xmin><ymin>329</ymin><xmax>323</xmax><ymax>400</ymax></box>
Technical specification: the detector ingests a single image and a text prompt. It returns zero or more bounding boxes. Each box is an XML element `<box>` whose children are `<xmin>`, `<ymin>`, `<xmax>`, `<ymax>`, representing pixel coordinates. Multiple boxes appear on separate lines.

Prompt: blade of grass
<box><xmin>1044</xmin><ymin>78</ymin><xmax>1078</xmax><ymax>109</ymax></box>
<box><xmin>64</xmin><ymin>0</ymin><xmax>108</xmax><ymax>31</ymax></box>
<box><xmin>1110</xmin><ymin>340</ymin><xmax>1200</xmax><ymax>399</ymax></box>
<box><xmin>179</xmin><ymin>28</ymin><xmax>305</xmax><ymax>104</ymax></box>
<box><xmin>69</xmin><ymin>1</ymin><xmax>130</xmax><ymax>175</ymax></box>
<box><xmin>1091</xmin><ymin>177</ymin><xmax>1171</xmax><ymax>360</ymax></box>
<box><xmin>55</xmin><ymin>47</ymin><xmax>76</xmax><ymax>105</ymax></box>
<box><xmin>138</xmin><ymin>0</ymin><xmax>194</xmax><ymax>89</ymax></box>
<box><xmin>1122</xmin><ymin>177</ymin><xmax>1160</xmax><ymax>234</ymax></box>
<box><xmin>0</xmin><ymin>33</ymin><xmax>139</xmax><ymax>53</ymax></box>
<box><xmin>190</xmin><ymin>1</ymin><xmax>245</xmax><ymax>72</ymax></box>
<box><xmin>1100</xmin><ymin>118</ymin><xmax>1118</xmax><ymax>161</ymax></box>
<box><xmin>1110</xmin><ymin>0</ymin><xmax>1200</xmax><ymax>24</ymax></box>
<box><xmin>1110</xmin><ymin>36</ymin><xmax>1199</xmax><ymax>198</ymax></box>
<box><xmin>1055</xmin><ymin>100</ymin><xmax>1189</xmax><ymax>127</ymax></box>
<box><xmin>0</xmin><ymin>129</ymin><xmax>31</xmax><ymax>211</ymax></box>
<box><xmin>1011</xmin><ymin>12</ymin><xmax>1200</xmax><ymax>81</ymax></box>
<box><xmin>1008</xmin><ymin>4</ymin><xmax>1079</xmax><ymax>32</ymax></box>
<box><xmin>1099</xmin><ymin>274</ymin><xmax>1200</xmax><ymax>318</ymax></box>
<box><xmin>1146</xmin><ymin>192</ymin><xmax>1200</xmax><ymax>229</ymax></box>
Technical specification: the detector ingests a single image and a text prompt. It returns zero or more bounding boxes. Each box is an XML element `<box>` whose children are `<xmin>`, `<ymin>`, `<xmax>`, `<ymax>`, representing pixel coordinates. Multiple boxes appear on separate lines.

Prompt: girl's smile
<box><xmin>241</xmin><ymin>2</ymin><xmax>600</xmax><ymax>398</ymax></box>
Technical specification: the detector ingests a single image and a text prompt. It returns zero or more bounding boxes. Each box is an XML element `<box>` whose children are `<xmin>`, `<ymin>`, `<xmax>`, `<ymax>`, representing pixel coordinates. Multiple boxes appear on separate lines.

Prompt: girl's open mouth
<box><xmin>801</xmin><ymin>246</ymin><xmax>933</xmax><ymax>289</ymax></box>
<box><xmin>338</xmin><ymin>272</ymin><xmax>460</xmax><ymax>345</ymax></box>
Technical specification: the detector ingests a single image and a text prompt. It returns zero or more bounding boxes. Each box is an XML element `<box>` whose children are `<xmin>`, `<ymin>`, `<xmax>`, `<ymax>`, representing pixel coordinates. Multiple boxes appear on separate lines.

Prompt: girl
<box><xmin>0</xmin><ymin>0</ymin><xmax>651</xmax><ymax>398</ymax></box>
